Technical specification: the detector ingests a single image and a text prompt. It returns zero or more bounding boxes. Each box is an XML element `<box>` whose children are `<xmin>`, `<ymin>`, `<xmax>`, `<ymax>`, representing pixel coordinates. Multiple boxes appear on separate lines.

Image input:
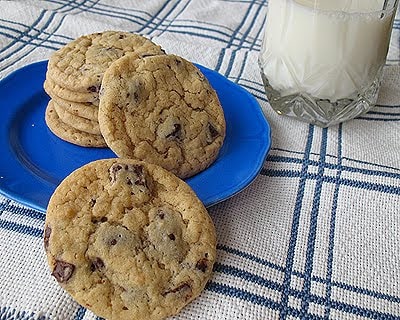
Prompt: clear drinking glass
<box><xmin>258</xmin><ymin>0</ymin><xmax>399</xmax><ymax>127</ymax></box>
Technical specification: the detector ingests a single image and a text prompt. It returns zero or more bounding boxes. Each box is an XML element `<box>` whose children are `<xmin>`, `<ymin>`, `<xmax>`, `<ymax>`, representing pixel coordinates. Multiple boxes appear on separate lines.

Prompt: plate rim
<box><xmin>0</xmin><ymin>60</ymin><xmax>271</xmax><ymax>211</ymax></box>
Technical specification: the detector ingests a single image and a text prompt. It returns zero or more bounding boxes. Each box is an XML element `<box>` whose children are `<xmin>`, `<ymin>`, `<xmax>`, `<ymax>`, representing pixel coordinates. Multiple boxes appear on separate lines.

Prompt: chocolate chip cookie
<box><xmin>44</xmin><ymin>158</ymin><xmax>216</xmax><ymax>320</ymax></box>
<box><xmin>52</xmin><ymin>98</ymin><xmax>101</xmax><ymax>135</ymax></box>
<box><xmin>44</xmin><ymin>77</ymin><xmax>100</xmax><ymax>105</ymax></box>
<box><xmin>50</xmin><ymin>94</ymin><xmax>99</xmax><ymax>121</ymax></box>
<box><xmin>45</xmin><ymin>100</ymin><xmax>106</xmax><ymax>147</ymax></box>
<box><xmin>98</xmin><ymin>54</ymin><xmax>226</xmax><ymax>178</ymax></box>
<box><xmin>46</xmin><ymin>31</ymin><xmax>165</xmax><ymax>94</ymax></box>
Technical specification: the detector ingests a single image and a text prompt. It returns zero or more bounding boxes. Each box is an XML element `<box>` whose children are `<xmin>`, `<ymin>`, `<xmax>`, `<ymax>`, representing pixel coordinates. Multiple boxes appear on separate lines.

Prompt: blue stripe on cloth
<box><xmin>215</xmin><ymin>47</ymin><xmax>227</xmax><ymax>73</ymax></box>
<box><xmin>0</xmin><ymin>201</ymin><xmax>45</xmax><ymax>221</ymax></box>
<box><xmin>261</xmin><ymin>169</ymin><xmax>400</xmax><ymax>194</ymax></box>
<box><xmin>212</xmin><ymin>263</ymin><xmax>400</xmax><ymax>318</ymax></box>
<box><xmin>236</xmin><ymin>0</ymin><xmax>265</xmax><ymax>49</ymax></box>
<box><xmin>137</xmin><ymin>0</ymin><xmax>180</xmax><ymax>34</ymax></box>
<box><xmin>249</xmin><ymin>11</ymin><xmax>266</xmax><ymax>51</ymax></box>
<box><xmin>92</xmin><ymin>2</ymin><xmax>153</xmax><ymax>20</ymax></box>
<box><xmin>54</xmin><ymin>0</ymin><xmax>100</xmax><ymax>15</ymax></box>
<box><xmin>205</xmin><ymin>281</ymin><xmax>286</xmax><ymax>314</ymax></box>
<box><xmin>55</xmin><ymin>0</ymin><xmax>152</xmax><ymax>29</ymax></box>
<box><xmin>1</xmin><ymin>219</ymin><xmax>399</xmax><ymax>317</ymax></box>
<box><xmin>368</xmin><ymin>111</ymin><xmax>400</xmax><ymax>116</ymax></box>
<box><xmin>0</xmin><ymin>10</ymin><xmax>47</xmax><ymax>57</ymax></box>
<box><xmin>266</xmin><ymin>155</ymin><xmax>400</xmax><ymax>180</ymax></box>
<box><xmin>325</xmin><ymin>124</ymin><xmax>343</xmax><ymax>318</ymax></box>
<box><xmin>217</xmin><ymin>244</ymin><xmax>286</xmax><ymax>272</ymax></box>
<box><xmin>300</xmin><ymin>128</ymin><xmax>328</xmax><ymax>316</ymax></box>
<box><xmin>218</xmin><ymin>244</ymin><xmax>400</xmax><ymax>303</ymax></box>
<box><xmin>153</xmin><ymin>0</ymin><xmax>192</xmax><ymax>37</ymax></box>
<box><xmin>234</xmin><ymin>50</ymin><xmax>250</xmax><ymax>83</ymax></box>
<box><xmin>0</xmin><ymin>25</ymin><xmax>66</xmax><ymax>48</ymax></box>
<box><xmin>0</xmin><ymin>219</ymin><xmax>42</xmax><ymax>237</ymax></box>
<box><xmin>213</xmin><ymin>263</ymin><xmax>283</xmax><ymax>291</ymax></box>
<box><xmin>356</xmin><ymin>117</ymin><xmax>400</xmax><ymax>122</ymax></box>
<box><xmin>223</xmin><ymin>50</ymin><xmax>236</xmax><ymax>78</ymax></box>
<box><xmin>137</xmin><ymin>0</ymin><xmax>170</xmax><ymax>32</ymax></box>
<box><xmin>375</xmin><ymin>104</ymin><xmax>400</xmax><ymax>108</ymax></box>
<box><xmin>225</xmin><ymin>0</ymin><xmax>258</xmax><ymax>49</ymax></box>
<box><xmin>0</xmin><ymin>306</ymin><xmax>41</xmax><ymax>320</ymax></box>
<box><xmin>169</xmin><ymin>19</ymin><xmax>261</xmax><ymax>48</ymax></box>
<box><xmin>207</xmin><ymin>280</ymin><xmax>400</xmax><ymax>319</ymax></box>
<box><xmin>279</xmin><ymin>124</ymin><xmax>314</xmax><ymax>320</ymax></box>
<box><xmin>74</xmin><ymin>306</ymin><xmax>86</xmax><ymax>320</ymax></box>
<box><xmin>0</xmin><ymin>11</ymin><xmax>67</xmax><ymax>73</ymax></box>
<box><xmin>270</xmin><ymin>147</ymin><xmax>400</xmax><ymax>173</ymax></box>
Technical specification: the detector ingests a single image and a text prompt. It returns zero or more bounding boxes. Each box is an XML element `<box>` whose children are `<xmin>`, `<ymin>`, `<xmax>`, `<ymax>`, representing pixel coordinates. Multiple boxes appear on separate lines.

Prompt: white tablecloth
<box><xmin>0</xmin><ymin>1</ymin><xmax>399</xmax><ymax>319</ymax></box>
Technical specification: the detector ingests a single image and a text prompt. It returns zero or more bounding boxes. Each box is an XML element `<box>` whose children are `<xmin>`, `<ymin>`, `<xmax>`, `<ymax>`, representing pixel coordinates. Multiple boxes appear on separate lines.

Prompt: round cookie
<box><xmin>98</xmin><ymin>54</ymin><xmax>226</xmax><ymax>179</ymax></box>
<box><xmin>47</xmin><ymin>31</ymin><xmax>165</xmax><ymax>94</ymax></box>
<box><xmin>44</xmin><ymin>77</ymin><xmax>100</xmax><ymax>105</ymax></box>
<box><xmin>44</xmin><ymin>158</ymin><xmax>217</xmax><ymax>320</ymax></box>
<box><xmin>45</xmin><ymin>100</ymin><xmax>106</xmax><ymax>147</ymax></box>
<box><xmin>52</xmin><ymin>99</ymin><xmax>101</xmax><ymax>135</ymax></box>
<box><xmin>51</xmin><ymin>94</ymin><xmax>99</xmax><ymax>121</ymax></box>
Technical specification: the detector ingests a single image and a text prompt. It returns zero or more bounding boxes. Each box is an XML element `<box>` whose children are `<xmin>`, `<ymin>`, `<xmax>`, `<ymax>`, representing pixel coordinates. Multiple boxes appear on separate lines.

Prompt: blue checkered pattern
<box><xmin>0</xmin><ymin>1</ymin><xmax>399</xmax><ymax>319</ymax></box>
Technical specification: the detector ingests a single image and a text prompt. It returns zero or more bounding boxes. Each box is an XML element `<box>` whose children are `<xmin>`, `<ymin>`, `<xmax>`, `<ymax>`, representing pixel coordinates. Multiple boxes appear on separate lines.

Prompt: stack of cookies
<box><xmin>44</xmin><ymin>31</ymin><xmax>165</xmax><ymax>147</ymax></box>
<box><xmin>43</xmin><ymin>31</ymin><xmax>227</xmax><ymax>319</ymax></box>
<box><xmin>44</xmin><ymin>30</ymin><xmax>226</xmax><ymax>179</ymax></box>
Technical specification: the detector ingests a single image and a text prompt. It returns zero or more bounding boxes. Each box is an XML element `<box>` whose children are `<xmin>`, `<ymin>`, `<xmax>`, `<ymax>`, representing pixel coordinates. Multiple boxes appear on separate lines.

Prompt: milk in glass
<box><xmin>259</xmin><ymin>0</ymin><xmax>396</xmax><ymax>103</ymax></box>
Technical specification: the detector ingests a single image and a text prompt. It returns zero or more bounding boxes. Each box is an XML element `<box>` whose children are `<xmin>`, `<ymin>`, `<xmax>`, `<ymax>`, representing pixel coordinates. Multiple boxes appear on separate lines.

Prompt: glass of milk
<box><xmin>258</xmin><ymin>0</ymin><xmax>399</xmax><ymax>127</ymax></box>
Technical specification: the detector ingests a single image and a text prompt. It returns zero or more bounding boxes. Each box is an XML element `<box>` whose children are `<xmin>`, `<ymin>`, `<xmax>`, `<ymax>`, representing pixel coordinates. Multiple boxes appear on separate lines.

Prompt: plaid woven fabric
<box><xmin>1</xmin><ymin>1</ymin><xmax>399</xmax><ymax>319</ymax></box>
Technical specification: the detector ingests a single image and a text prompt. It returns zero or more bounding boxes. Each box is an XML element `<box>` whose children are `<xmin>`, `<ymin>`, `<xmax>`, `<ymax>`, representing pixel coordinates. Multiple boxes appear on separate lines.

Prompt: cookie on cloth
<box><xmin>98</xmin><ymin>53</ymin><xmax>226</xmax><ymax>179</ymax></box>
<box><xmin>46</xmin><ymin>31</ymin><xmax>165</xmax><ymax>94</ymax></box>
<box><xmin>45</xmin><ymin>100</ymin><xmax>106</xmax><ymax>147</ymax></box>
<box><xmin>52</xmin><ymin>98</ymin><xmax>101</xmax><ymax>135</ymax></box>
<box><xmin>44</xmin><ymin>158</ymin><xmax>217</xmax><ymax>320</ymax></box>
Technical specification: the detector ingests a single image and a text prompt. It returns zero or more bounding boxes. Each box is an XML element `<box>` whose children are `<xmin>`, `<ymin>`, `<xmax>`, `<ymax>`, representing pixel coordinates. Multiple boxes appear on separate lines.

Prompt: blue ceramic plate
<box><xmin>0</xmin><ymin>61</ymin><xmax>271</xmax><ymax>212</ymax></box>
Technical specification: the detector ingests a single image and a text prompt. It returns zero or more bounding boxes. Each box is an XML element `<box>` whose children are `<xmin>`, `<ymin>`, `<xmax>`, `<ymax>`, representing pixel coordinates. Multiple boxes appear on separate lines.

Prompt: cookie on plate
<box><xmin>46</xmin><ymin>31</ymin><xmax>165</xmax><ymax>94</ymax></box>
<box><xmin>52</xmin><ymin>98</ymin><xmax>101</xmax><ymax>135</ymax></box>
<box><xmin>51</xmin><ymin>94</ymin><xmax>99</xmax><ymax>121</ymax></box>
<box><xmin>98</xmin><ymin>53</ymin><xmax>226</xmax><ymax>179</ymax></box>
<box><xmin>44</xmin><ymin>77</ymin><xmax>100</xmax><ymax>105</ymax></box>
<box><xmin>45</xmin><ymin>100</ymin><xmax>106</xmax><ymax>147</ymax></box>
<box><xmin>44</xmin><ymin>158</ymin><xmax>217</xmax><ymax>320</ymax></box>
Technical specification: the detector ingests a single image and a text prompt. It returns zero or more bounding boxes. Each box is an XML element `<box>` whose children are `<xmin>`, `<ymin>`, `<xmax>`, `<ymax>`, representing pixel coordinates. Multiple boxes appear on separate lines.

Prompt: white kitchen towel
<box><xmin>0</xmin><ymin>1</ymin><xmax>399</xmax><ymax>319</ymax></box>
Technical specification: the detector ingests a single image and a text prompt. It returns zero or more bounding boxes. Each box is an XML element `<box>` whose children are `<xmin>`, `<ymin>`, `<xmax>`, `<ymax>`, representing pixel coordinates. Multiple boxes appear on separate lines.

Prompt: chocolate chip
<box><xmin>140</xmin><ymin>53</ymin><xmax>158</xmax><ymax>58</ymax></box>
<box><xmin>110</xmin><ymin>239</ymin><xmax>117</xmax><ymax>246</ymax></box>
<box><xmin>89</xmin><ymin>198</ymin><xmax>96</xmax><ymax>207</ymax></box>
<box><xmin>133</xmin><ymin>165</ymin><xmax>146</xmax><ymax>186</ymax></box>
<box><xmin>87</xmin><ymin>85</ymin><xmax>98</xmax><ymax>93</ymax></box>
<box><xmin>163</xmin><ymin>283</ymin><xmax>192</xmax><ymax>300</ymax></box>
<box><xmin>90</xmin><ymin>257</ymin><xmax>105</xmax><ymax>272</ymax></box>
<box><xmin>52</xmin><ymin>260</ymin><xmax>75</xmax><ymax>283</ymax></box>
<box><xmin>165</xmin><ymin>123</ymin><xmax>182</xmax><ymax>140</ymax></box>
<box><xmin>206</xmin><ymin>122</ymin><xmax>219</xmax><ymax>144</ymax></box>
<box><xmin>119</xmin><ymin>34</ymin><xmax>126</xmax><ymax>39</ymax></box>
<box><xmin>133</xmin><ymin>91</ymin><xmax>140</xmax><ymax>103</ymax></box>
<box><xmin>44</xmin><ymin>225</ymin><xmax>51</xmax><ymax>250</ymax></box>
<box><xmin>100</xmin><ymin>216</ymin><xmax>108</xmax><ymax>222</ymax></box>
<box><xmin>122</xmin><ymin>306</ymin><xmax>128</xmax><ymax>310</ymax></box>
<box><xmin>158</xmin><ymin>212</ymin><xmax>165</xmax><ymax>219</ymax></box>
<box><xmin>168</xmin><ymin>233</ymin><xmax>176</xmax><ymax>241</ymax></box>
<box><xmin>109</xmin><ymin>163</ymin><xmax>147</xmax><ymax>187</ymax></box>
<box><xmin>195</xmin><ymin>258</ymin><xmax>208</xmax><ymax>272</ymax></box>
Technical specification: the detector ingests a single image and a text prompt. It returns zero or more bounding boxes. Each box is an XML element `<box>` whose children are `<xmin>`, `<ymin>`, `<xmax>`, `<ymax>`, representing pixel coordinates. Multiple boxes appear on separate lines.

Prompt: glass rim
<box><xmin>280</xmin><ymin>0</ymin><xmax>399</xmax><ymax>16</ymax></box>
